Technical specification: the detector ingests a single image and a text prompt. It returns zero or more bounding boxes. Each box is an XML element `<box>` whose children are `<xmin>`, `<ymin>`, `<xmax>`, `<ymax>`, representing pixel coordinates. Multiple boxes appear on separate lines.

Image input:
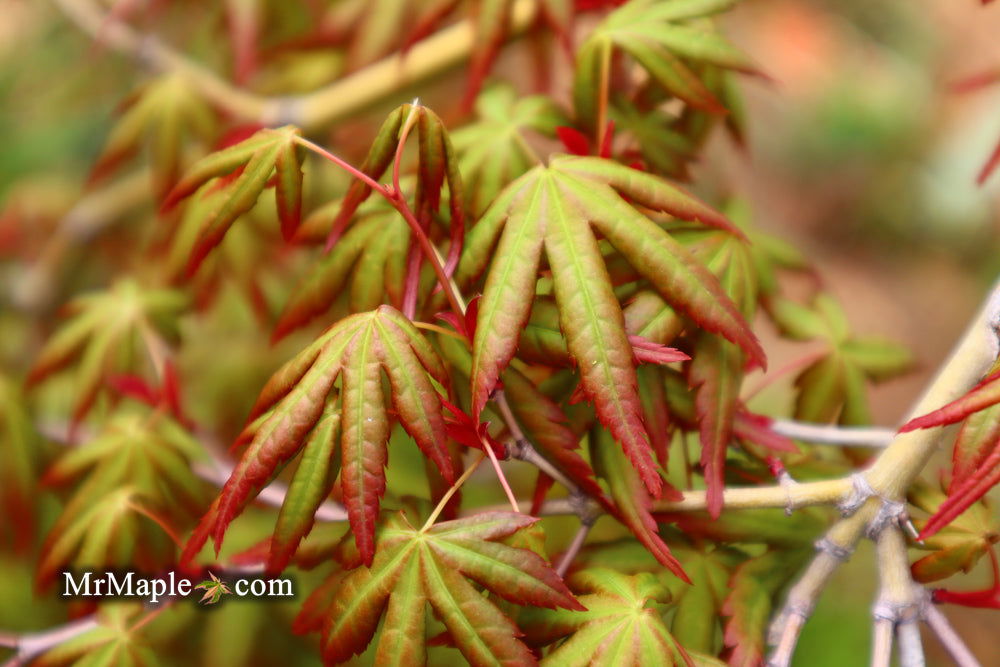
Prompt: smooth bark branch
<box><xmin>54</xmin><ymin>0</ymin><xmax>540</xmax><ymax>129</ymax></box>
<box><xmin>768</xmin><ymin>419</ymin><xmax>894</xmax><ymax>448</ymax></box>
<box><xmin>873</xmin><ymin>528</ymin><xmax>924</xmax><ymax>667</ymax></box>
<box><xmin>11</xmin><ymin>168</ymin><xmax>151</xmax><ymax>311</ymax></box>
<box><xmin>1</xmin><ymin>616</ymin><xmax>99</xmax><ymax>667</ymax></box>
<box><xmin>768</xmin><ymin>279</ymin><xmax>1000</xmax><ymax>667</ymax></box>
<box><xmin>923</xmin><ymin>604</ymin><xmax>982</xmax><ymax>667</ymax></box>
<box><xmin>653</xmin><ymin>478</ymin><xmax>851</xmax><ymax>513</ymax></box>
<box><xmin>767</xmin><ymin>502</ymin><xmax>876</xmax><ymax>667</ymax></box>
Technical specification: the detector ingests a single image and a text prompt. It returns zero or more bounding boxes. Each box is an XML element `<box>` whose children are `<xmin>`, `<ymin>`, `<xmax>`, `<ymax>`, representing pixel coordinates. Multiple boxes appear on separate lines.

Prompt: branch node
<box><xmin>136</xmin><ymin>34</ymin><xmax>161</xmax><ymax>71</ymax></box>
<box><xmin>267</xmin><ymin>97</ymin><xmax>306</xmax><ymax>128</ymax></box>
<box><xmin>865</xmin><ymin>498</ymin><xmax>907</xmax><ymax>540</ymax></box>
<box><xmin>569</xmin><ymin>492</ymin><xmax>599</xmax><ymax>526</ymax></box>
<box><xmin>814</xmin><ymin>537</ymin><xmax>853</xmax><ymax>562</ymax></box>
<box><xmin>838</xmin><ymin>473</ymin><xmax>876</xmax><ymax>517</ymax></box>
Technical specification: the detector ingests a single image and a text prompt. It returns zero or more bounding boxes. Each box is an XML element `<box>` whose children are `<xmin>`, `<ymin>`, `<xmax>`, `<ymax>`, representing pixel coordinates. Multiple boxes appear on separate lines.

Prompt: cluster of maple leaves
<box><xmin>2</xmin><ymin>0</ymin><xmax>999</xmax><ymax>665</ymax></box>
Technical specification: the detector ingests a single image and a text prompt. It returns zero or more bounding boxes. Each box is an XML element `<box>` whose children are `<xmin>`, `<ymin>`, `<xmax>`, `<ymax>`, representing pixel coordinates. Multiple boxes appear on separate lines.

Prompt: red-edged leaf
<box><xmin>919</xmin><ymin>444</ymin><xmax>1000</xmax><ymax>540</ymax></box>
<box><xmin>689</xmin><ymin>335</ymin><xmax>743</xmax><ymax>518</ymax></box>
<box><xmin>187</xmin><ymin>308</ymin><xmax>452</xmax><ymax>567</ymax></box>
<box><xmin>900</xmin><ymin>369</ymin><xmax>1000</xmax><ymax>433</ymax></box>
<box><xmin>590</xmin><ymin>426</ymin><xmax>689</xmax><ymax>582</ymax></box>
<box><xmin>314</xmin><ymin>511</ymin><xmax>581</xmax><ymax>665</ymax></box>
<box><xmin>950</xmin><ymin>402</ymin><xmax>1000</xmax><ymax>492</ymax></box>
<box><xmin>977</xmin><ymin>137</ymin><xmax>1000</xmax><ymax>186</ymax></box>
<box><xmin>557</xmin><ymin>126</ymin><xmax>591</xmax><ymax>156</ymax></box>
<box><xmin>629</xmin><ymin>334</ymin><xmax>689</xmax><ymax>365</ymax></box>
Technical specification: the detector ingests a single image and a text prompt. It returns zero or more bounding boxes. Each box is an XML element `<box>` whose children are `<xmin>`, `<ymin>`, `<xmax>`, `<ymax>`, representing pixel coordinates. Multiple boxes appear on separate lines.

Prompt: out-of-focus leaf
<box><xmin>161</xmin><ymin>125</ymin><xmax>304</xmax><ymax>274</ymax></box>
<box><xmin>666</xmin><ymin>544</ymin><xmax>742</xmax><ymax>655</ymax></box>
<box><xmin>225</xmin><ymin>0</ymin><xmax>263</xmax><ymax>84</ymax></box>
<box><xmin>722</xmin><ymin>549</ymin><xmax>809</xmax><ymax>667</ymax></box>
<box><xmin>452</xmin><ymin>83</ymin><xmax>566</xmax><ymax>215</ymax></box>
<box><xmin>26</xmin><ymin>280</ymin><xmax>188</xmax><ymax>421</ymax></box>
<box><xmin>37</xmin><ymin>410</ymin><xmax>207</xmax><ymax>588</ymax></box>
<box><xmin>0</xmin><ymin>375</ymin><xmax>43</xmax><ymax>551</ymax></box>
<box><xmin>521</xmin><ymin>567</ymin><xmax>692</xmax><ymax>666</ymax></box>
<box><xmin>31</xmin><ymin>604</ymin><xmax>161</xmax><ymax>667</ymax></box>
<box><xmin>766</xmin><ymin>293</ymin><xmax>912</xmax><ymax>427</ymax></box>
<box><xmin>274</xmin><ymin>201</ymin><xmax>410</xmax><ymax>340</ymax></box>
<box><xmin>301</xmin><ymin>511</ymin><xmax>581</xmax><ymax>665</ymax></box>
<box><xmin>182</xmin><ymin>307</ymin><xmax>454</xmax><ymax>568</ymax></box>
<box><xmin>573</xmin><ymin>0</ymin><xmax>750</xmax><ymax>131</ymax></box>
<box><xmin>909</xmin><ymin>482</ymin><xmax>999</xmax><ymax>578</ymax></box>
<box><xmin>90</xmin><ymin>74</ymin><xmax>216</xmax><ymax>198</ymax></box>
<box><xmin>659</xmin><ymin>507</ymin><xmax>828</xmax><ymax>548</ymax></box>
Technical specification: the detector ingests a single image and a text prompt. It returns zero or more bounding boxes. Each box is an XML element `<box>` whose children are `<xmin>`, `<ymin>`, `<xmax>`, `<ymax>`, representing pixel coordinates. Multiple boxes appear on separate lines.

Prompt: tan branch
<box><xmin>53</xmin><ymin>0</ymin><xmax>540</xmax><ymax>129</ymax></box>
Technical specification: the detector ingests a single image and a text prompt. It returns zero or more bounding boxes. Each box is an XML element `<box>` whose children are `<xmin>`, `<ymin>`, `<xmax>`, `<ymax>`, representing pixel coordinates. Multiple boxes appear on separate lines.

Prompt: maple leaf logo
<box><xmin>194</xmin><ymin>571</ymin><xmax>232</xmax><ymax>605</ymax></box>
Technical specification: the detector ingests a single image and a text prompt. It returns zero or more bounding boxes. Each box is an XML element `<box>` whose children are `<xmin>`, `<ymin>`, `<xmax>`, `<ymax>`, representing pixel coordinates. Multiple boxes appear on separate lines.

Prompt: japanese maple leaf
<box><xmin>932</xmin><ymin>548</ymin><xmax>1000</xmax><ymax>609</ymax></box>
<box><xmin>195</xmin><ymin>571</ymin><xmax>233</xmax><ymax>605</ymax></box>
<box><xmin>26</xmin><ymin>279</ymin><xmax>187</xmax><ymax>422</ymax></box>
<box><xmin>37</xmin><ymin>410</ymin><xmax>207</xmax><ymax>588</ymax></box>
<box><xmin>574</xmin><ymin>0</ymin><xmax>753</xmax><ymax>131</ymax></box>
<box><xmin>29</xmin><ymin>605</ymin><xmax>160</xmax><ymax>666</ymax></box>
<box><xmin>161</xmin><ymin>125</ymin><xmax>305</xmax><ymax>274</ymax></box>
<box><xmin>899</xmin><ymin>359</ymin><xmax>1000</xmax><ymax>435</ymax></box>
<box><xmin>307</xmin><ymin>511</ymin><xmax>582</xmax><ymax>666</ymax></box>
<box><xmin>458</xmin><ymin>155</ymin><xmax>763</xmax><ymax>497</ymax></box>
<box><xmin>273</xmin><ymin>200</ymin><xmax>411</xmax><ymax>340</ymax></box>
<box><xmin>452</xmin><ymin>83</ymin><xmax>566</xmax><ymax>215</ymax></box>
<box><xmin>182</xmin><ymin>306</ymin><xmax>455</xmax><ymax>569</ymax></box>
<box><xmin>89</xmin><ymin>73</ymin><xmax>216</xmax><ymax>198</ymax></box>
<box><xmin>722</xmin><ymin>550</ymin><xmax>810</xmax><ymax>667</ymax></box>
<box><xmin>909</xmin><ymin>482</ymin><xmax>999</xmax><ymax>580</ymax></box>
<box><xmin>767</xmin><ymin>293</ymin><xmax>912</xmax><ymax>426</ymax></box>
<box><xmin>590</xmin><ymin>425</ymin><xmax>688</xmax><ymax>581</ymax></box>
<box><xmin>521</xmin><ymin>567</ymin><xmax>692</xmax><ymax>666</ymax></box>
<box><xmin>895</xmin><ymin>359</ymin><xmax>1000</xmax><ymax>537</ymax></box>
<box><xmin>0</xmin><ymin>375</ymin><xmax>42</xmax><ymax>552</ymax></box>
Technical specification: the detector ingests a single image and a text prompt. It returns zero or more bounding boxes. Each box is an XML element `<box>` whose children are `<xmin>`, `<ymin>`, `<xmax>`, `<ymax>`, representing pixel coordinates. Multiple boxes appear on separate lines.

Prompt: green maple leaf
<box><xmin>459</xmin><ymin>155</ymin><xmax>763</xmax><ymax>496</ymax></box>
<box><xmin>589</xmin><ymin>425</ymin><xmax>688</xmax><ymax>581</ymax></box>
<box><xmin>161</xmin><ymin>125</ymin><xmax>305</xmax><ymax>275</ymax></box>
<box><xmin>908</xmin><ymin>481</ymin><xmax>999</xmax><ymax>583</ymax></box>
<box><xmin>182</xmin><ymin>306</ymin><xmax>455</xmax><ymax>569</ymax></box>
<box><xmin>452</xmin><ymin>83</ymin><xmax>566</xmax><ymax>215</ymax></box>
<box><xmin>307</xmin><ymin>511</ymin><xmax>581</xmax><ymax>666</ymax></box>
<box><xmin>26</xmin><ymin>279</ymin><xmax>187</xmax><ymax>420</ymax></box>
<box><xmin>574</xmin><ymin>0</ymin><xmax>752</xmax><ymax>131</ymax></box>
<box><xmin>675</xmin><ymin>200</ymin><xmax>761</xmax><ymax>516</ymax></box>
<box><xmin>521</xmin><ymin>567</ymin><xmax>691</xmax><ymax>666</ymax></box>
<box><xmin>31</xmin><ymin>604</ymin><xmax>161</xmax><ymax>667</ymax></box>
<box><xmin>90</xmin><ymin>73</ymin><xmax>216</xmax><ymax>198</ymax></box>
<box><xmin>611</xmin><ymin>101</ymin><xmax>698</xmax><ymax>180</ymax></box>
<box><xmin>324</xmin><ymin>104</ymin><xmax>462</xmax><ymax>257</ymax></box>
<box><xmin>37</xmin><ymin>410</ymin><xmax>207</xmax><ymax>588</ymax></box>
<box><xmin>195</xmin><ymin>571</ymin><xmax>233</xmax><ymax>605</ymax></box>
<box><xmin>282</xmin><ymin>103</ymin><xmax>463</xmax><ymax>330</ymax></box>
<box><xmin>273</xmin><ymin>198</ymin><xmax>411</xmax><ymax>339</ymax></box>
<box><xmin>664</xmin><ymin>544</ymin><xmax>743</xmax><ymax>655</ymax></box>
<box><xmin>767</xmin><ymin>293</ymin><xmax>912</xmax><ymax>426</ymax></box>
<box><xmin>721</xmin><ymin>549</ymin><xmax>809</xmax><ymax>667</ymax></box>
